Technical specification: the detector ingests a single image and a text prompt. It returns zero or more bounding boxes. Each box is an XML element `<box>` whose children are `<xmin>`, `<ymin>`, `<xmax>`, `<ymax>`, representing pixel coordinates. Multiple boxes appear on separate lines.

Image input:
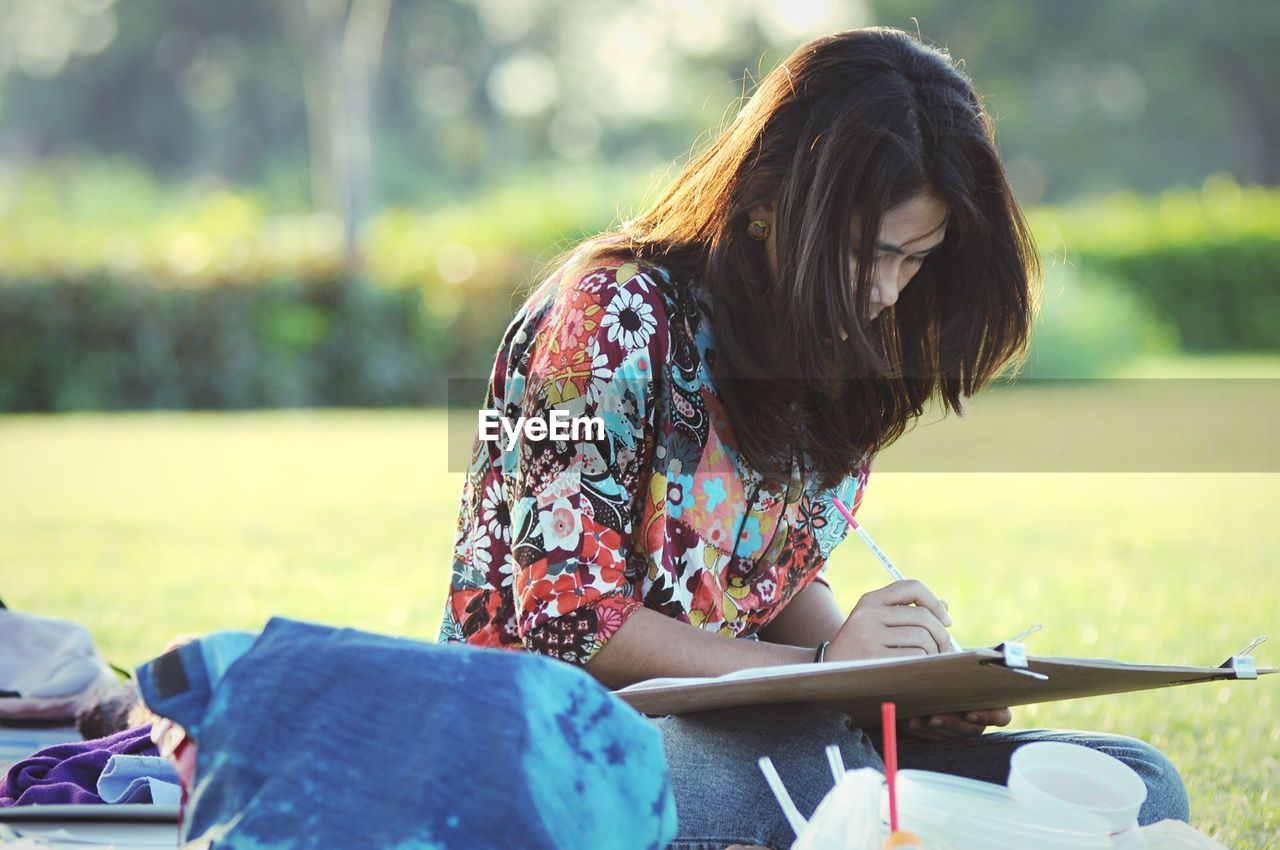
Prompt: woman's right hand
<box><xmin>825</xmin><ymin>579</ymin><xmax>955</xmax><ymax>661</ymax></box>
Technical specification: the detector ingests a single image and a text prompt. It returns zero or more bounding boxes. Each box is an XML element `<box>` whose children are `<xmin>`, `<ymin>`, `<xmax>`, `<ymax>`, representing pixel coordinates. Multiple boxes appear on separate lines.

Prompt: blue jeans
<box><xmin>651</xmin><ymin>703</ymin><xmax>1190</xmax><ymax>850</ymax></box>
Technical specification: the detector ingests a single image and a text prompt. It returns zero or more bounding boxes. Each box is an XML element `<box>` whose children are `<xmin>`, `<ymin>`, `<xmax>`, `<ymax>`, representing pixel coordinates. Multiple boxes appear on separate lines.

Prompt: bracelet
<box><xmin>813</xmin><ymin>640</ymin><xmax>830</xmax><ymax>664</ymax></box>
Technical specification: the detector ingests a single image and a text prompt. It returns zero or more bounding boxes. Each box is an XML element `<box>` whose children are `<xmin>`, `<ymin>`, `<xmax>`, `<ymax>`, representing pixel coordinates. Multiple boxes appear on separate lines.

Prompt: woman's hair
<box><xmin>540</xmin><ymin>26</ymin><xmax>1038</xmax><ymax>490</ymax></box>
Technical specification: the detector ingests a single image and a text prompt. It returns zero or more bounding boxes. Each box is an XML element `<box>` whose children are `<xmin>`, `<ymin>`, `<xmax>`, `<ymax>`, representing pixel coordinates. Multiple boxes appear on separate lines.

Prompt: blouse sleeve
<box><xmin>503</xmin><ymin>261</ymin><xmax>669</xmax><ymax>665</ymax></box>
<box><xmin>814</xmin><ymin>458</ymin><xmax>874</xmax><ymax>586</ymax></box>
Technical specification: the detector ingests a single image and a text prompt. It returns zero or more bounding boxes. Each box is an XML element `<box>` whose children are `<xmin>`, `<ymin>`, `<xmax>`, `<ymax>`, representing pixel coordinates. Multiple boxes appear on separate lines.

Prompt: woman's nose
<box><xmin>875</xmin><ymin>273</ymin><xmax>901</xmax><ymax>308</ymax></box>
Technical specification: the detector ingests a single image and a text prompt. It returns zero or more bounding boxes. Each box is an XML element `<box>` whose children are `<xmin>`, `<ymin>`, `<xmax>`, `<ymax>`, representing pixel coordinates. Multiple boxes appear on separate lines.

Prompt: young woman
<box><xmin>439</xmin><ymin>26</ymin><xmax>1188</xmax><ymax>849</ymax></box>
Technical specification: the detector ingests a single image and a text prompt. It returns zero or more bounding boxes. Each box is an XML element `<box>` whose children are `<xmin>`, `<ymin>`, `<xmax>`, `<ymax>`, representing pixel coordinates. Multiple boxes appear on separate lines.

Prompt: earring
<box><xmin>746</xmin><ymin>219</ymin><xmax>770</xmax><ymax>241</ymax></box>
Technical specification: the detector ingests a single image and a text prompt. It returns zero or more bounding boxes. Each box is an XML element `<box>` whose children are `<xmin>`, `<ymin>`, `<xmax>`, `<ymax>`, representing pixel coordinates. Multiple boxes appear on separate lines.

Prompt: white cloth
<box><xmin>0</xmin><ymin>609</ymin><xmax>120</xmax><ymax>720</ymax></box>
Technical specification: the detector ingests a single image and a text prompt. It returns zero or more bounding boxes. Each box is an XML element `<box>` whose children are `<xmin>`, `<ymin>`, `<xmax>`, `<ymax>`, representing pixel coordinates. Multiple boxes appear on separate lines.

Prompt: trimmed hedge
<box><xmin>1033</xmin><ymin>178</ymin><xmax>1280</xmax><ymax>352</ymax></box>
<box><xmin>0</xmin><ymin>276</ymin><xmax>452</xmax><ymax>411</ymax></box>
<box><xmin>1</xmin><ymin>177</ymin><xmax>1277</xmax><ymax>411</ymax></box>
<box><xmin>1072</xmin><ymin>237</ymin><xmax>1280</xmax><ymax>351</ymax></box>
<box><xmin>0</xmin><ymin>168</ymin><xmax>630</xmax><ymax>412</ymax></box>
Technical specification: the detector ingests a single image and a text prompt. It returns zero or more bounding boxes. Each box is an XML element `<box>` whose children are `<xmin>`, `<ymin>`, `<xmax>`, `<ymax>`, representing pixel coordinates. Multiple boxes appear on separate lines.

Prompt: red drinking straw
<box><xmin>882</xmin><ymin>701</ymin><xmax>900</xmax><ymax>833</ymax></box>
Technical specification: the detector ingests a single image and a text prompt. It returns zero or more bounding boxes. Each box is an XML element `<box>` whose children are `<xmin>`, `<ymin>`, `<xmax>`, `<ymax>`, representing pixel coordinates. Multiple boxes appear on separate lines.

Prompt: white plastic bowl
<box><xmin>894</xmin><ymin>769</ymin><xmax>1112</xmax><ymax>850</ymax></box>
<box><xmin>1009</xmin><ymin>741</ymin><xmax>1148</xmax><ymax>833</ymax></box>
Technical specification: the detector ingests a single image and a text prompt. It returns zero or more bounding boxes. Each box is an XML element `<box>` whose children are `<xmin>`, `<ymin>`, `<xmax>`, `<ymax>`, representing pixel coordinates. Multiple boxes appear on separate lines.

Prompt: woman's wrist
<box><xmin>586</xmin><ymin>608</ymin><xmax>821</xmax><ymax>688</ymax></box>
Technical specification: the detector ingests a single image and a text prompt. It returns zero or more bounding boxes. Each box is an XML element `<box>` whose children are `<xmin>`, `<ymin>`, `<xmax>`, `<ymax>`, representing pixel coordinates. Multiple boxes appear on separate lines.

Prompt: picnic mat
<box><xmin>0</xmin><ymin>803</ymin><xmax>180</xmax><ymax>848</ymax></box>
<box><xmin>0</xmin><ymin>804</ymin><xmax>1231</xmax><ymax>848</ymax></box>
<box><xmin>0</xmin><ymin>726</ymin><xmax>82</xmax><ymax>775</ymax></box>
<box><xmin>1</xmin><ymin>725</ymin><xmax>179</xmax><ymax>848</ymax></box>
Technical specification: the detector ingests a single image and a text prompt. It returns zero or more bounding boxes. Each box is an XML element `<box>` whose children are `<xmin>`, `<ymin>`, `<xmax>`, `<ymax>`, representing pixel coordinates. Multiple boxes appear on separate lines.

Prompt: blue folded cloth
<box><xmin>0</xmin><ymin>725</ymin><xmax>157</xmax><ymax>806</ymax></box>
<box><xmin>135</xmin><ymin>617</ymin><xmax>677</xmax><ymax>850</ymax></box>
<box><xmin>97</xmin><ymin>753</ymin><xmax>181</xmax><ymax>804</ymax></box>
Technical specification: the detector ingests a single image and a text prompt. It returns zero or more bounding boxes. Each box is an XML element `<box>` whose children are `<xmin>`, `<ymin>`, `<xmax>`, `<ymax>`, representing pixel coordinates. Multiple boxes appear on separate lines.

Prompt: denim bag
<box><xmin>135</xmin><ymin>617</ymin><xmax>677</xmax><ymax>850</ymax></box>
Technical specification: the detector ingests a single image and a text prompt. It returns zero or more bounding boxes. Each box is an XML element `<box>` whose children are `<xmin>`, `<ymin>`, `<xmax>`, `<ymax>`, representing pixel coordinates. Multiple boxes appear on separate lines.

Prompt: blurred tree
<box><xmin>869</xmin><ymin>0</ymin><xmax>1280</xmax><ymax>200</ymax></box>
<box><xmin>279</xmin><ymin>0</ymin><xmax>395</xmax><ymax>273</ymax></box>
<box><xmin>0</xmin><ymin>0</ymin><xmax>117</xmax><ymax>87</ymax></box>
<box><xmin>0</xmin><ymin>0</ymin><xmax>306</xmax><ymax>187</ymax></box>
<box><xmin>0</xmin><ymin>0</ymin><xmax>1276</xmax><ymax>213</ymax></box>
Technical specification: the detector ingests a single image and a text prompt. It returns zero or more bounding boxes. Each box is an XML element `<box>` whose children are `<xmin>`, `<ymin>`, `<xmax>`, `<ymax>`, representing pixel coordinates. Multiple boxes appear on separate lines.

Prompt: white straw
<box><xmin>826</xmin><ymin>744</ymin><xmax>846</xmax><ymax>786</ymax></box>
<box><xmin>757</xmin><ymin>756</ymin><xmax>808</xmax><ymax>837</ymax></box>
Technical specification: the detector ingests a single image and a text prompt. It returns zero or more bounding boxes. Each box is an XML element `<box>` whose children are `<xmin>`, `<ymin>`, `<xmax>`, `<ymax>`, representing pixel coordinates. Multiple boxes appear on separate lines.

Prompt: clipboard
<box><xmin>613</xmin><ymin>643</ymin><xmax>1275</xmax><ymax>726</ymax></box>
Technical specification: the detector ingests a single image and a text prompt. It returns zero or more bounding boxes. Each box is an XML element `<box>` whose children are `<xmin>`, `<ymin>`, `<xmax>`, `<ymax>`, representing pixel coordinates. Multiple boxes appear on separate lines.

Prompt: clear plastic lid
<box><xmin>893</xmin><ymin>770</ymin><xmax>1113</xmax><ymax>850</ymax></box>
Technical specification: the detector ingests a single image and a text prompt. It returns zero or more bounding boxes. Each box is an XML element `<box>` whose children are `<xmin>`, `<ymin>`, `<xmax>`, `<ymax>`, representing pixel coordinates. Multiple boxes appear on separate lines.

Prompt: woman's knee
<box><xmin>736</xmin><ymin>702</ymin><xmax>884</xmax><ymax>770</ymax></box>
<box><xmin>667</xmin><ymin>703</ymin><xmax>882</xmax><ymax>776</ymax></box>
<box><xmin>1092</xmin><ymin>734</ymin><xmax>1190</xmax><ymax>825</ymax></box>
<box><xmin>655</xmin><ymin>703</ymin><xmax>883</xmax><ymax>849</ymax></box>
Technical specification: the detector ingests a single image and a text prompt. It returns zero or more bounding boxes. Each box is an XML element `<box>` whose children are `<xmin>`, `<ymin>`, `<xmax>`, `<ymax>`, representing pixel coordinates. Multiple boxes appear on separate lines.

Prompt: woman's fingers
<box><xmin>876</xmin><ymin>604</ymin><xmax>952</xmax><ymax>654</ymax></box>
<box><xmin>905</xmin><ymin>713</ymin><xmax>987</xmax><ymax>739</ymax></box>
<box><xmin>927</xmin><ymin>714</ymin><xmax>987</xmax><ymax>736</ymax></box>
<box><xmin>868</xmin><ymin>579</ymin><xmax>953</xmax><ymax>627</ymax></box>
<box><xmin>835</xmin><ymin>581</ymin><xmax>962</xmax><ymax>662</ymax></box>
<box><xmin>963</xmin><ymin>708</ymin><xmax>1013</xmax><ymax>727</ymax></box>
<box><xmin>903</xmin><ymin>717</ymin><xmax>953</xmax><ymax>741</ymax></box>
<box><xmin>876</xmin><ymin>645</ymin><xmax>931</xmax><ymax>658</ymax></box>
<box><xmin>877</xmin><ymin>625</ymin><xmax>941</xmax><ymax>655</ymax></box>
<box><xmin>902</xmin><ymin>709</ymin><xmax>1013</xmax><ymax>742</ymax></box>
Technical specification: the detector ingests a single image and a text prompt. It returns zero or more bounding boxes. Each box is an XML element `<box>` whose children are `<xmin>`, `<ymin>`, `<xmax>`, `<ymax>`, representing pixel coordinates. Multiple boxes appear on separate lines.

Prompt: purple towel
<box><xmin>0</xmin><ymin>724</ymin><xmax>157</xmax><ymax>806</ymax></box>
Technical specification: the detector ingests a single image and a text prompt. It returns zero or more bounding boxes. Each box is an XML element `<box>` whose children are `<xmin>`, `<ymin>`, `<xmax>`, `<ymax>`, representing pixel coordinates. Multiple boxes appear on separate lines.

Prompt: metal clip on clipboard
<box><xmin>1218</xmin><ymin>635</ymin><xmax>1267</xmax><ymax>680</ymax></box>
<box><xmin>982</xmin><ymin>624</ymin><xmax>1050</xmax><ymax>681</ymax></box>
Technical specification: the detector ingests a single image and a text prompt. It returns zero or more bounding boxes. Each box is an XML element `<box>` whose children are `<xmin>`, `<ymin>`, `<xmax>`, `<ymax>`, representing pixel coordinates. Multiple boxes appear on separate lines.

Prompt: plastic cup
<box><xmin>1009</xmin><ymin>741</ymin><xmax>1148</xmax><ymax>835</ymax></box>
<box><xmin>895</xmin><ymin>769</ymin><xmax>1112</xmax><ymax>850</ymax></box>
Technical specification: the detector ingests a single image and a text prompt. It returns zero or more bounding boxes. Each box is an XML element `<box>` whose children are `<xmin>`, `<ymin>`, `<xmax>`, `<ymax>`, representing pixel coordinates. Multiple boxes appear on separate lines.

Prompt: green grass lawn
<box><xmin>1</xmin><ymin>409</ymin><xmax>1276</xmax><ymax>847</ymax></box>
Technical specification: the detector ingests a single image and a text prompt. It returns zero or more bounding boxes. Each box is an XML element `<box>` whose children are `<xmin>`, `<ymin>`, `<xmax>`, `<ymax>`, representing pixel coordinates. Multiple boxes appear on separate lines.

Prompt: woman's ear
<box><xmin>744</xmin><ymin>199</ymin><xmax>780</xmax><ymax>281</ymax></box>
<box><xmin>746</xmin><ymin>201</ymin><xmax>776</xmax><ymax>225</ymax></box>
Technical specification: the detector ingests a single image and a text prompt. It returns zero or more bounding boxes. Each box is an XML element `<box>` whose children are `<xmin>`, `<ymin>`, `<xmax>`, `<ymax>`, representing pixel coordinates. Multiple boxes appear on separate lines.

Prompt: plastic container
<box><xmin>791</xmin><ymin>767</ymin><xmax>885</xmax><ymax>850</ymax></box>
<box><xmin>790</xmin><ymin>764</ymin><xmax>1126</xmax><ymax>850</ymax></box>
<box><xmin>1009</xmin><ymin>741</ymin><xmax>1148</xmax><ymax>839</ymax></box>
<box><xmin>892</xmin><ymin>769</ymin><xmax>1114</xmax><ymax>850</ymax></box>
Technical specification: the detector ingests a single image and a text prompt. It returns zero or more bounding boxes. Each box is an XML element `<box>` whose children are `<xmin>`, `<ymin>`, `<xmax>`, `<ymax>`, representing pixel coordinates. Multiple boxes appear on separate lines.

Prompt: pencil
<box><xmin>829</xmin><ymin>495</ymin><xmax>964</xmax><ymax>652</ymax></box>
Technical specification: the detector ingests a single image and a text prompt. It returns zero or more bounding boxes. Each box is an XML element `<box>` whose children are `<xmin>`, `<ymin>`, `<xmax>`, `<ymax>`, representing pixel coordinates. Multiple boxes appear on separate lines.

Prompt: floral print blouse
<box><xmin>438</xmin><ymin>253</ymin><xmax>873</xmax><ymax>665</ymax></box>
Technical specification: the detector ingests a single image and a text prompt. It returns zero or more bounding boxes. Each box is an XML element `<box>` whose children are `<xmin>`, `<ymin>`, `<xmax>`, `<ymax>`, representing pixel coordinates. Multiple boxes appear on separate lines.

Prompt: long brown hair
<box><xmin>540</xmin><ymin>26</ymin><xmax>1038</xmax><ymax>490</ymax></box>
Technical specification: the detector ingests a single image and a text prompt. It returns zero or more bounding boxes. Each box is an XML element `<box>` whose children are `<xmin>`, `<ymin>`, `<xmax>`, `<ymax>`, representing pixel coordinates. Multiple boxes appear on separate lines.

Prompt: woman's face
<box><xmin>850</xmin><ymin>191</ymin><xmax>948</xmax><ymax>321</ymax></box>
<box><xmin>747</xmin><ymin>190</ymin><xmax>948</xmax><ymax>330</ymax></box>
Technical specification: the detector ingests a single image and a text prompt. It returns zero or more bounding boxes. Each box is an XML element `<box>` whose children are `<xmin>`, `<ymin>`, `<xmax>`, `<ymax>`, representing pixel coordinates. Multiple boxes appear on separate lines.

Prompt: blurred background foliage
<box><xmin>0</xmin><ymin>0</ymin><xmax>1278</xmax><ymax>410</ymax></box>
